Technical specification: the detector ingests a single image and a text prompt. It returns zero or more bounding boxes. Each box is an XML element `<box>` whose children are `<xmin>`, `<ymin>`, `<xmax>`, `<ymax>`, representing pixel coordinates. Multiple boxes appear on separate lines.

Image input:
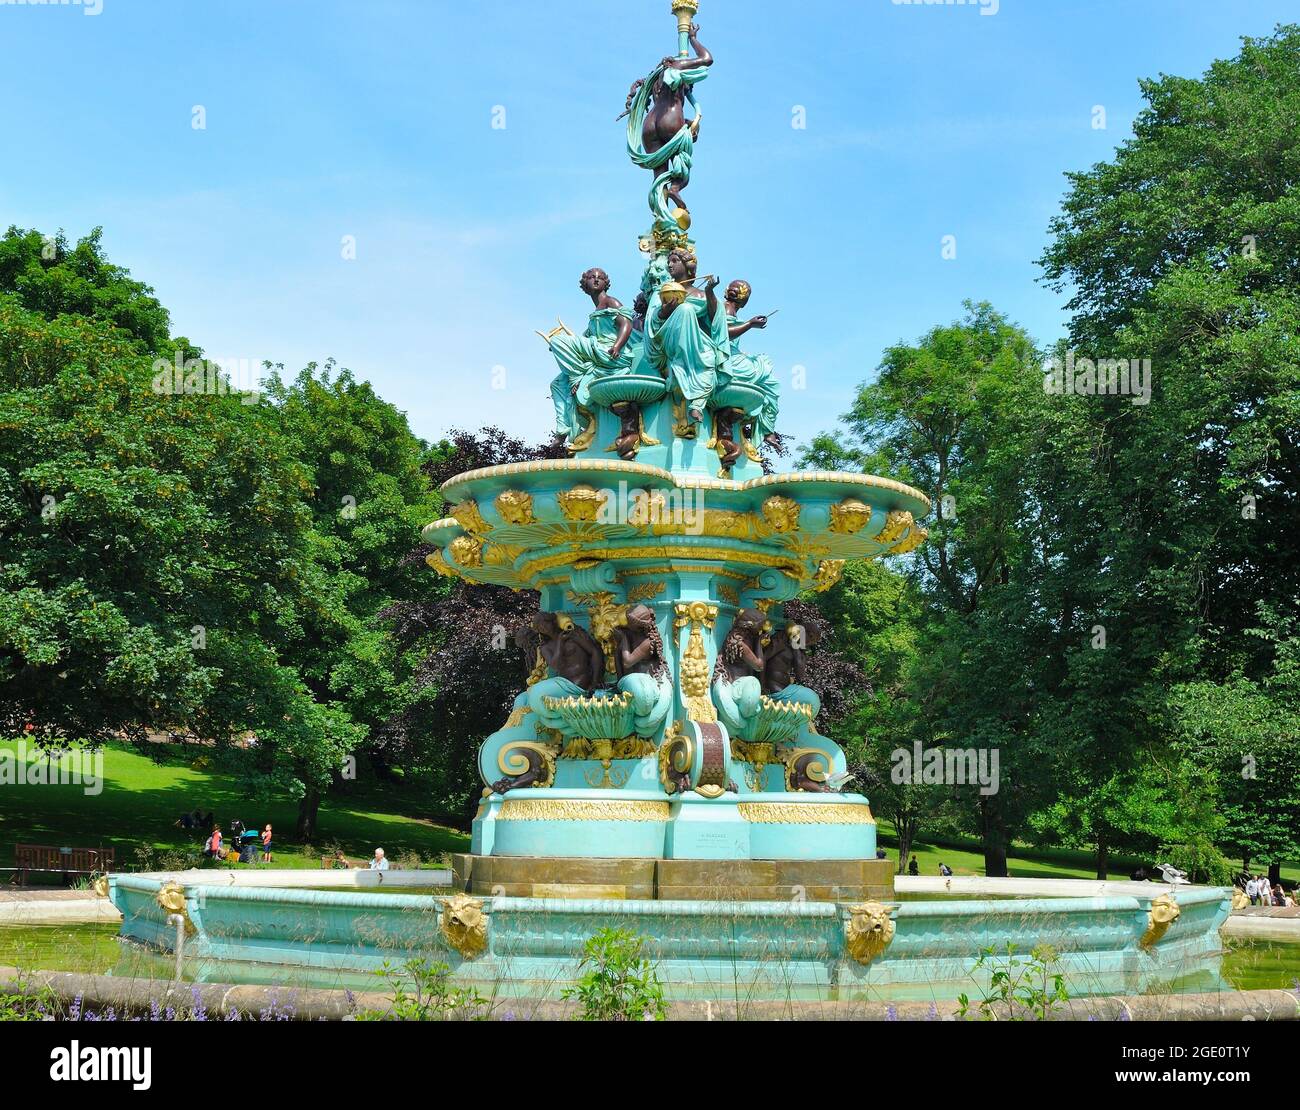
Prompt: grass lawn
<box><xmin>0</xmin><ymin>738</ymin><xmax>469</xmax><ymax>877</ymax></box>
<box><xmin>878</xmin><ymin>821</ymin><xmax>1299</xmax><ymax>884</ymax></box>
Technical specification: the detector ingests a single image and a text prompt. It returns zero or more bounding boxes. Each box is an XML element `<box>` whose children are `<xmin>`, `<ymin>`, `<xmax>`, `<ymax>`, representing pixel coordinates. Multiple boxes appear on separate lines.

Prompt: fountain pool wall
<box><xmin>109</xmin><ymin>874</ymin><xmax>1232</xmax><ymax>1000</ymax></box>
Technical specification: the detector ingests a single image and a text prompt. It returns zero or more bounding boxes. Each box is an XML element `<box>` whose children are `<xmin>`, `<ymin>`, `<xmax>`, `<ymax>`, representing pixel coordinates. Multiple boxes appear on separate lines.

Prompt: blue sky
<box><xmin>1</xmin><ymin>0</ymin><xmax>1294</xmax><ymax>450</ymax></box>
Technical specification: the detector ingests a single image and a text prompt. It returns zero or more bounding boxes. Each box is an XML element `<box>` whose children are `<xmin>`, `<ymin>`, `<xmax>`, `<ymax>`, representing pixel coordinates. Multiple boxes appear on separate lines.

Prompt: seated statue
<box><xmin>612</xmin><ymin>604</ymin><xmax>673</xmax><ymax>736</ymax></box>
<box><xmin>710</xmin><ymin>608</ymin><xmax>768</xmax><ymax>738</ymax></box>
<box><xmin>642</xmin><ymin>247</ymin><xmax>729</xmax><ymax>434</ymax></box>
<box><xmin>547</xmin><ymin>268</ymin><xmax>639</xmax><ymax>442</ymax></box>
<box><xmin>720</xmin><ymin>280</ymin><xmax>781</xmax><ymax>448</ymax></box>
<box><xmin>761</xmin><ymin>618</ymin><xmax>823</xmax><ymax>720</ymax></box>
<box><xmin>525</xmin><ymin>612</ymin><xmax>607</xmax><ymax>729</ymax></box>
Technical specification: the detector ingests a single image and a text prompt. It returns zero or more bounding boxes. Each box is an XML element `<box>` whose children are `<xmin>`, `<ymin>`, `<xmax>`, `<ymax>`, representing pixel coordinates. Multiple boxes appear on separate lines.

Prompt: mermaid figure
<box><xmin>547</xmin><ymin>268</ymin><xmax>638</xmax><ymax>442</ymax></box>
<box><xmin>711</xmin><ymin>608</ymin><xmax>768</xmax><ymax>739</ymax></box>
<box><xmin>612</xmin><ymin>604</ymin><xmax>673</xmax><ymax>737</ymax></box>
<box><xmin>721</xmin><ymin>280</ymin><xmax>781</xmax><ymax>447</ymax></box>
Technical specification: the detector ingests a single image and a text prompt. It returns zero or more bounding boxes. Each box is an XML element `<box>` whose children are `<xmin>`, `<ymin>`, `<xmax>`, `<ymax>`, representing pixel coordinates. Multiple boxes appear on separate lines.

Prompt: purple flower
<box><xmin>69</xmin><ymin>994</ymin><xmax>82</xmax><ymax>1021</ymax></box>
<box><xmin>885</xmin><ymin>1004</ymin><xmax>898</xmax><ymax>1022</ymax></box>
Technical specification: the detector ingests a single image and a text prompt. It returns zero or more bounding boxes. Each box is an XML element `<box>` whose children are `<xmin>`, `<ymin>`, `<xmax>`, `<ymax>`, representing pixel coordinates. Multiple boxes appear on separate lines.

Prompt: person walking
<box><xmin>261</xmin><ymin>824</ymin><xmax>273</xmax><ymax>864</ymax></box>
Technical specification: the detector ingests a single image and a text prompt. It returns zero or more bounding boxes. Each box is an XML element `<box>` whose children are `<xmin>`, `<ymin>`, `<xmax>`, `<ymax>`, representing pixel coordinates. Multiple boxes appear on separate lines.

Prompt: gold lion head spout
<box><xmin>439</xmin><ymin>893</ymin><xmax>489</xmax><ymax>959</ymax></box>
<box><xmin>845</xmin><ymin>902</ymin><xmax>896</xmax><ymax>966</ymax></box>
<box><xmin>1140</xmin><ymin>893</ymin><xmax>1181</xmax><ymax>949</ymax></box>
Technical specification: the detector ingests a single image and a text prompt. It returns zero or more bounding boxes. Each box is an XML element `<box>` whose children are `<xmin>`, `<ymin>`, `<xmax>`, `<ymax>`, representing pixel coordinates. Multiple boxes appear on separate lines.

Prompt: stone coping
<box><xmin>2</xmin><ymin>967</ymin><xmax>1296</xmax><ymax>1022</ymax></box>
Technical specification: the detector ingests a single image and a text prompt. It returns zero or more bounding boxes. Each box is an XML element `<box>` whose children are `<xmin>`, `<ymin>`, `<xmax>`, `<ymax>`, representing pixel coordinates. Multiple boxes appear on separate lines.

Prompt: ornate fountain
<box><xmin>108</xmin><ymin>5</ymin><xmax>1231</xmax><ymax>1004</ymax></box>
<box><xmin>421</xmin><ymin>0</ymin><xmax>929</xmax><ymax>900</ymax></box>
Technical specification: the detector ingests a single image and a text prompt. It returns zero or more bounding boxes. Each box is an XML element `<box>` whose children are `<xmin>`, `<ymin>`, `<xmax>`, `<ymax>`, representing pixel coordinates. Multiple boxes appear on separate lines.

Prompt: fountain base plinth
<box><xmin>451</xmin><ymin>852</ymin><xmax>894</xmax><ymax>902</ymax></box>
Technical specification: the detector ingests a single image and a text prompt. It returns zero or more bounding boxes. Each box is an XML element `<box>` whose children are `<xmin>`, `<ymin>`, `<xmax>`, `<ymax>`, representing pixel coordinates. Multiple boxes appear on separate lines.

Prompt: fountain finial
<box><xmin>673</xmin><ymin>0</ymin><xmax>700</xmax><ymax>55</ymax></box>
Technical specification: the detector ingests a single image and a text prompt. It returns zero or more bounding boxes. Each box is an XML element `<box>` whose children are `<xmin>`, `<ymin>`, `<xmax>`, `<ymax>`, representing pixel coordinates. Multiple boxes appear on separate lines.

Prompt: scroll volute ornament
<box><xmin>845</xmin><ymin>902</ymin><xmax>895</xmax><ymax>966</ymax></box>
<box><xmin>440</xmin><ymin>893</ymin><xmax>488</xmax><ymax>959</ymax></box>
<box><xmin>1140</xmin><ymin>893</ymin><xmax>1181</xmax><ymax>949</ymax></box>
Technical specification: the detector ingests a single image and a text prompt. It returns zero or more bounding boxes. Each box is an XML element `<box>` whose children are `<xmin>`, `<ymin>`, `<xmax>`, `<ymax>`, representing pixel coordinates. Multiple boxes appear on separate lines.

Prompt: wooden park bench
<box><xmin>12</xmin><ymin>843</ymin><xmax>115</xmax><ymax>886</ymax></box>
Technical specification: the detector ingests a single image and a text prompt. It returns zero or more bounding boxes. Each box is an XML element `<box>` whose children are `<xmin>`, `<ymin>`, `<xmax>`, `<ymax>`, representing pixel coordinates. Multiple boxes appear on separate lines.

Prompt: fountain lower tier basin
<box><xmin>474</xmin><ymin>789</ymin><xmax>878</xmax><ymax>860</ymax></box>
<box><xmin>108</xmin><ymin>875</ymin><xmax>1233</xmax><ymax>1001</ymax></box>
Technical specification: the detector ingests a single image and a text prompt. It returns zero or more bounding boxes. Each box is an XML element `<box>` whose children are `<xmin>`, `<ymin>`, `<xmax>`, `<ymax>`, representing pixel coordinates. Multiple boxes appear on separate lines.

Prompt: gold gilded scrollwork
<box><xmin>439</xmin><ymin>893</ymin><xmax>488</xmax><ymax>959</ymax></box>
<box><xmin>732</xmin><ymin>739</ymin><xmax>776</xmax><ymax>792</ymax></box>
<box><xmin>844</xmin><ymin>903</ymin><xmax>896</xmax><ymax>966</ymax></box>
<box><xmin>674</xmin><ymin>602</ymin><xmax>719</xmax><ymax>724</ymax></box>
<box><xmin>628</xmin><ymin>580</ymin><xmax>667</xmax><ymax>604</ymax></box>
<box><xmin>494</xmin><ymin>490</ymin><xmax>535</xmax><ymax>525</ymax></box>
<box><xmin>659</xmin><ymin>721</ymin><xmax>695</xmax><ymax>795</ymax></box>
<box><xmin>497</xmin><ymin>740</ymin><xmax>559</xmax><ymax>789</ymax></box>
<box><xmin>1140</xmin><ymin>893</ymin><xmax>1182</xmax><ymax>949</ymax></box>
<box><xmin>783</xmin><ymin>747</ymin><xmax>831</xmax><ymax>790</ymax></box>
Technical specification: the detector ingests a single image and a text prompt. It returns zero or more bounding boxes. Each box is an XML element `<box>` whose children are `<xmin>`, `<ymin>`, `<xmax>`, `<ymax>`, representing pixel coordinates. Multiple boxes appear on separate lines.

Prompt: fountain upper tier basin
<box><xmin>424</xmin><ymin>460</ymin><xmax>931</xmax><ymax>593</ymax></box>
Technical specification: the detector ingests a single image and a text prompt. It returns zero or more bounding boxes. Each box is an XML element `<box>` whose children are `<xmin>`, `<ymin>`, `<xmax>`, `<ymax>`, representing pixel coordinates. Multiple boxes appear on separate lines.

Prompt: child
<box><xmin>261</xmin><ymin>824</ymin><xmax>273</xmax><ymax>864</ymax></box>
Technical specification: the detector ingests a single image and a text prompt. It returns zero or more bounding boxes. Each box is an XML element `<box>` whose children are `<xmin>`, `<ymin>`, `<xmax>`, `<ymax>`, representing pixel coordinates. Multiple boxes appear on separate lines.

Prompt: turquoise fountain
<box><xmin>109</xmin><ymin>1</ymin><xmax>1232</xmax><ymax>1004</ymax></box>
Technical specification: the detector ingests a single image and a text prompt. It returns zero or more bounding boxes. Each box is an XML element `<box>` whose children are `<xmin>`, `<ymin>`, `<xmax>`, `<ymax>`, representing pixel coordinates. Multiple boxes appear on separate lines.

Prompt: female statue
<box><xmin>720</xmin><ymin>280</ymin><xmax>781</xmax><ymax>448</ymax></box>
<box><xmin>612</xmin><ymin>604</ymin><xmax>673</xmax><ymax>736</ymax></box>
<box><xmin>710</xmin><ymin>608</ymin><xmax>768</xmax><ymax>739</ymax></box>
<box><xmin>644</xmin><ymin>247</ymin><xmax>729</xmax><ymax>433</ymax></box>
<box><xmin>547</xmin><ymin>268</ymin><xmax>638</xmax><ymax>442</ymax></box>
<box><xmin>620</xmin><ymin>24</ymin><xmax>713</xmax><ymax>230</ymax></box>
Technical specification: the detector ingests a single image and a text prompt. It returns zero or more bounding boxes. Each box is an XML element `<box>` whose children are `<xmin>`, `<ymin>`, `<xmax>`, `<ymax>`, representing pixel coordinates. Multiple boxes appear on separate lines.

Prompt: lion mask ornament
<box><xmin>845</xmin><ymin>902</ymin><xmax>896</xmax><ymax>966</ymax></box>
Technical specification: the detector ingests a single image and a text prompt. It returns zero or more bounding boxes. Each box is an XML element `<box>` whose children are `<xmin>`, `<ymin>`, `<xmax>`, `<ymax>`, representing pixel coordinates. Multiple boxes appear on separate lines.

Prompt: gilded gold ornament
<box><xmin>844</xmin><ymin>902</ymin><xmax>895</xmax><ymax>966</ymax></box>
<box><xmin>829</xmin><ymin>498</ymin><xmax>872</xmax><ymax>535</ymax></box>
<box><xmin>439</xmin><ymin>893</ymin><xmax>488</xmax><ymax>959</ymax></box>
<box><xmin>449</xmin><ymin>500</ymin><xmax>489</xmax><ymax>536</ymax></box>
<box><xmin>557</xmin><ymin>484</ymin><xmax>608</xmax><ymax>523</ymax></box>
<box><xmin>1140</xmin><ymin>894</ymin><xmax>1181</xmax><ymax>949</ymax></box>
<box><xmin>760</xmin><ymin>495</ymin><xmax>801</xmax><ymax>533</ymax></box>
<box><xmin>497</xmin><ymin>798</ymin><xmax>670</xmax><ymax>821</ymax></box>
<box><xmin>494</xmin><ymin>489</ymin><xmax>535</xmax><ymax>525</ymax></box>
<box><xmin>737</xmin><ymin>802</ymin><xmax>874</xmax><ymax>824</ymax></box>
